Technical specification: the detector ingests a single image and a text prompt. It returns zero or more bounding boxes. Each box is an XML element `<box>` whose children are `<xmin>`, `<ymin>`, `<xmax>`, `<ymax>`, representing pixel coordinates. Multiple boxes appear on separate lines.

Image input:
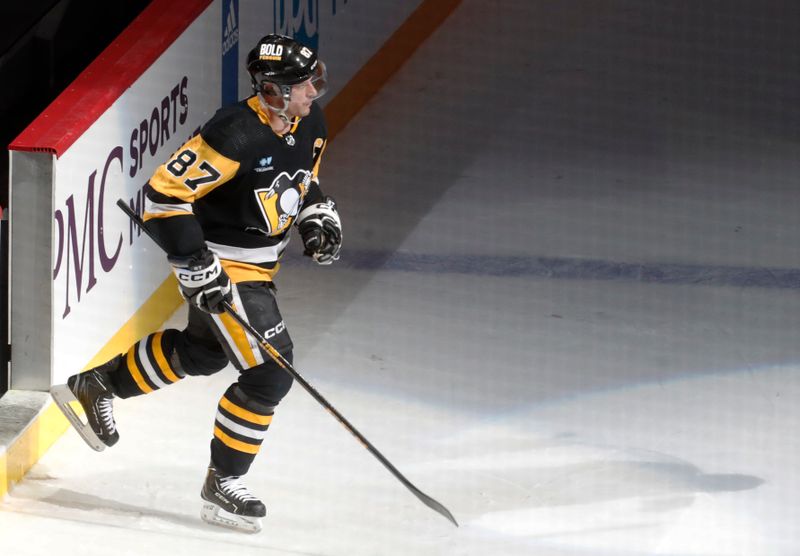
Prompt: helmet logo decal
<box><xmin>259</xmin><ymin>43</ymin><xmax>284</xmax><ymax>60</ymax></box>
<box><xmin>300</xmin><ymin>47</ymin><xmax>313</xmax><ymax>59</ymax></box>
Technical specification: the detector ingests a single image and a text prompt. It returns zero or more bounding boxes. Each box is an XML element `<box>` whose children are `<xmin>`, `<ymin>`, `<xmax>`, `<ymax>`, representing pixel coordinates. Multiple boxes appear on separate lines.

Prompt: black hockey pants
<box><xmin>107</xmin><ymin>281</ymin><xmax>294</xmax><ymax>476</ymax></box>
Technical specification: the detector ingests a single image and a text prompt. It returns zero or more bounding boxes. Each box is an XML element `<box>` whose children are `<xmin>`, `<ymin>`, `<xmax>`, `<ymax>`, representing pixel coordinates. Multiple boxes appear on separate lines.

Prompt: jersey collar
<box><xmin>247</xmin><ymin>96</ymin><xmax>302</xmax><ymax>136</ymax></box>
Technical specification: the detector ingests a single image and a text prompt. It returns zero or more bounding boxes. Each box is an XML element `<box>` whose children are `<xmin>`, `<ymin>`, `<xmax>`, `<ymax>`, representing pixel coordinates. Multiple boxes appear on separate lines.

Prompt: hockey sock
<box><xmin>111</xmin><ymin>330</ymin><xmax>185</xmax><ymax>398</ymax></box>
<box><xmin>210</xmin><ymin>384</ymin><xmax>276</xmax><ymax>476</ymax></box>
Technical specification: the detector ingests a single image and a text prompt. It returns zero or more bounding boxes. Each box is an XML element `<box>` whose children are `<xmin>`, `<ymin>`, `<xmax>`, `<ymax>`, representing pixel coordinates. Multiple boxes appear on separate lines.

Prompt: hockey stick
<box><xmin>117</xmin><ymin>199</ymin><xmax>458</xmax><ymax>527</ymax></box>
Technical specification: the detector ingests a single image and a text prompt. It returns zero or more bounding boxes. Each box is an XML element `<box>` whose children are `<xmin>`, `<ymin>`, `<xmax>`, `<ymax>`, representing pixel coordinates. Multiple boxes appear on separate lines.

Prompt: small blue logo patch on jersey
<box><xmin>255</xmin><ymin>156</ymin><xmax>274</xmax><ymax>173</ymax></box>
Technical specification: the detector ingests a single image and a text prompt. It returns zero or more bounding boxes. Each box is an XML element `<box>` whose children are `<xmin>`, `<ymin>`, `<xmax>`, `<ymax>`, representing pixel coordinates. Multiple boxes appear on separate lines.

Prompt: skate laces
<box><xmin>219</xmin><ymin>476</ymin><xmax>258</xmax><ymax>502</ymax></box>
<box><xmin>97</xmin><ymin>396</ymin><xmax>116</xmax><ymax>434</ymax></box>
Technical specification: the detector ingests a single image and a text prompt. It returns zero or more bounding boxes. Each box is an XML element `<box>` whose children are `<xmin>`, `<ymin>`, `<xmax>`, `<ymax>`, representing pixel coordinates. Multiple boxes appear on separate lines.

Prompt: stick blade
<box><xmin>411</xmin><ymin>487</ymin><xmax>459</xmax><ymax>527</ymax></box>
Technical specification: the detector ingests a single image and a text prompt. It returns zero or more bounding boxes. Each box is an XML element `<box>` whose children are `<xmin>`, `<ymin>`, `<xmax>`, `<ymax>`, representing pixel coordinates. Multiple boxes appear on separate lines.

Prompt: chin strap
<box><xmin>257</xmin><ymin>93</ymin><xmax>297</xmax><ymax>127</ymax></box>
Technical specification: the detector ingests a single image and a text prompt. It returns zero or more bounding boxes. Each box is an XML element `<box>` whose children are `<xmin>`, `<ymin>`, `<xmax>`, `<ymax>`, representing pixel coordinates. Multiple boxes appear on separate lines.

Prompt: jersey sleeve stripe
<box><xmin>143</xmin><ymin>211</ymin><xmax>194</xmax><ymax>221</ymax></box>
<box><xmin>207</xmin><ymin>237</ymin><xmax>291</xmax><ymax>265</ymax></box>
<box><xmin>143</xmin><ymin>197</ymin><xmax>194</xmax><ymax>221</ymax></box>
<box><xmin>144</xmin><ymin>184</ymin><xmax>185</xmax><ymax>204</ymax></box>
<box><xmin>312</xmin><ymin>138</ymin><xmax>327</xmax><ymax>180</ymax></box>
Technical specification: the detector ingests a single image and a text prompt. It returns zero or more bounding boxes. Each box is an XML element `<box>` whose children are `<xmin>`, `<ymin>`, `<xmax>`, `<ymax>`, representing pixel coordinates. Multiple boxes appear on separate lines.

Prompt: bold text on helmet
<box><xmin>259</xmin><ymin>44</ymin><xmax>284</xmax><ymax>60</ymax></box>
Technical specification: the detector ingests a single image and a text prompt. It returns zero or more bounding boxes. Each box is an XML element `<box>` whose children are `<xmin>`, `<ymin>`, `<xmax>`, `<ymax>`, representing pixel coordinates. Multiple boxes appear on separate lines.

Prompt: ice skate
<box><xmin>50</xmin><ymin>357</ymin><xmax>120</xmax><ymax>451</ymax></box>
<box><xmin>200</xmin><ymin>466</ymin><xmax>266</xmax><ymax>533</ymax></box>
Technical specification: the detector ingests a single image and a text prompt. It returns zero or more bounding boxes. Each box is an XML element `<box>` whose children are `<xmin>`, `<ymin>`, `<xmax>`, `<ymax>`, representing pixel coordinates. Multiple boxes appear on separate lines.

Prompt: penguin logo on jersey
<box><xmin>254</xmin><ymin>169</ymin><xmax>310</xmax><ymax>234</ymax></box>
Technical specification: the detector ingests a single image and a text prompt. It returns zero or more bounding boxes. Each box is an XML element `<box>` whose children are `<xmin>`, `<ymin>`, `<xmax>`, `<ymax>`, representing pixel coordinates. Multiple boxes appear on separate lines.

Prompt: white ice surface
<box><xmin>3</xmin><ymin>1</ymin><xmax>800</xmax><ymax>554</ymax></box>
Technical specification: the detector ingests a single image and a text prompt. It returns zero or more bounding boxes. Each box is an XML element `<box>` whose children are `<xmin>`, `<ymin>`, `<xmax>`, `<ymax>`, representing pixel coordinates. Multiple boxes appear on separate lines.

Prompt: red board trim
<box><xmin>9</xmin><ymin>0</ymin><xmax>213</xmax><ymax>157</ymax></box>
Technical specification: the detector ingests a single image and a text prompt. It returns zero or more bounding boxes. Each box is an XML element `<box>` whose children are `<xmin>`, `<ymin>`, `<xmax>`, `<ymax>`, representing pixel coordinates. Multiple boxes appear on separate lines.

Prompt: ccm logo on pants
<box><xmin>264</xmin><ymin>321</ymin><xmax>286</xmax><ymax>339</ymax></box>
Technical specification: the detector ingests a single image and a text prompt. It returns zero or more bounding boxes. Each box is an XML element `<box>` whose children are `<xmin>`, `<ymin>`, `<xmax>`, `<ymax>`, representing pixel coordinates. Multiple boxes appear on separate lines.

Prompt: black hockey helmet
<box><xmin>246</xmin><ymin>34</ymin><xmax>328</xmax><ymax>100</ymax></box>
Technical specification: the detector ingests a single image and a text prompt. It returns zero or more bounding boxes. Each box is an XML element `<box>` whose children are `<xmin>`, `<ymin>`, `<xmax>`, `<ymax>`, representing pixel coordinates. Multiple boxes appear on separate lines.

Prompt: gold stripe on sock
<box><xmin>151</xmin><ymin>331</ymin><xmax>181</xmax><ymax>383</ymax></box>
<box><xmin>126</xmin><ymin>347</ymin><xmax>154</xmax><ymax>394</ymax></box>
<box><xmin>219</xmin><ymin>396</ymin><xmax>273</xmax><ymax>426</ymax></box>
<box><xmin>214</xmin><ymin>426</ymin><xmax>260</xmax><ymax>455</ymax></box>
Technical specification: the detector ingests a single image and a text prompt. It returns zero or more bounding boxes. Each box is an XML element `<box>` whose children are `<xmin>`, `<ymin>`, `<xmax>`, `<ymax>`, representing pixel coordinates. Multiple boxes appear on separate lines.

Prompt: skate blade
<box><xmin>201</xmin><ymin>502</ymin><xmax>262</xmax><ymax>534</ymax></box>
<box><xmin>50</xmin><ymin>384</ymin><xmax>106</xmax><ymax>452</ymax></box>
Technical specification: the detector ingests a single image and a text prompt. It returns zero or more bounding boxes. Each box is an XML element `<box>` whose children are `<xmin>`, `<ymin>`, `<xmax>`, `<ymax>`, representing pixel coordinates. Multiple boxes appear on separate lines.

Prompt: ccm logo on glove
<box><xmin>175</xmin><ymin>266</ymin><xmax>221</xmax><ymax>284</ymax></box>
<box><xmin>169</xmin><ymin>249</ymin><xmax>232</xmax><ymax>314</ymax></box>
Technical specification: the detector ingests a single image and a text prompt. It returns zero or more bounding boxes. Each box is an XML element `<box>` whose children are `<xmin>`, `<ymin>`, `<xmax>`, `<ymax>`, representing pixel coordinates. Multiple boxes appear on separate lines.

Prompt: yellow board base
<box><xmin>0</xmin><ymin>400</ymin><xmax>70</xmax><ymax>500</ymax></box>
<box><xmin>1</xmin><ymin>274</ymin><xmax>183</xmax><ymax>499</ymax></box>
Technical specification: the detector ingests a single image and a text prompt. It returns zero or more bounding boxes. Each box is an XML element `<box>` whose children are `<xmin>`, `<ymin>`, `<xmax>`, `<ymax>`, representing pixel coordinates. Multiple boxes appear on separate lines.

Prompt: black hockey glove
<box><xmin>296</xmin><ymin>196</ymin><xmax>342</xmax><ymax>265</ymax></box>
<box><xmin>169</xmin><ymin>249</ymin><xmax>232</xmax><ymax>314</ymax></box>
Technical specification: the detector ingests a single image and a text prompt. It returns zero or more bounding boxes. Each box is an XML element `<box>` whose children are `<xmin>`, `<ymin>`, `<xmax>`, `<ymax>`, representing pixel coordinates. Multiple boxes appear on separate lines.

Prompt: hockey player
<box><xmin>51</xmin><ymin>34</ymin><xmax>342</xmax><ymax>534</ymax></box>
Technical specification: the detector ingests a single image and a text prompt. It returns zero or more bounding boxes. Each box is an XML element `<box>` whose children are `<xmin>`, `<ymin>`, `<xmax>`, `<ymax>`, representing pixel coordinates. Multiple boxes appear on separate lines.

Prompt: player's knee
<box><xmin>238</xmin><ymin>357</ymin><xmax>294</xmax><ymax>407</ymax></box>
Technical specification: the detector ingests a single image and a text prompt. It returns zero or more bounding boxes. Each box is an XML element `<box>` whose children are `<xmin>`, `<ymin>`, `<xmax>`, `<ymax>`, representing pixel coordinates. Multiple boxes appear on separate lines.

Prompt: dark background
<box><xmin>0</xmin><ymin>0</ymin><xmax>152</xmax><ymax>396</ymax></box>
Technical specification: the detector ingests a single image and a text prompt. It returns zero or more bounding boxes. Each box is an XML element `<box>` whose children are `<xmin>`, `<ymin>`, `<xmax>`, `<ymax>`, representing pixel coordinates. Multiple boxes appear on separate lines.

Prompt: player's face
<box><xmin>286</xmin><ymin>79</ymin><xmax>318</xmax><ymax>117</ymax></box>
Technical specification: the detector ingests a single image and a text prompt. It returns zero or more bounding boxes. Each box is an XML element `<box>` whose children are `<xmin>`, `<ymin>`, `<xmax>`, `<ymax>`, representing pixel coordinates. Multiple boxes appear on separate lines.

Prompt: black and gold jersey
<box><xmin>144</xmin><ymin>96</ymin><xmax>328</xmax><ymax>282</ymax></box>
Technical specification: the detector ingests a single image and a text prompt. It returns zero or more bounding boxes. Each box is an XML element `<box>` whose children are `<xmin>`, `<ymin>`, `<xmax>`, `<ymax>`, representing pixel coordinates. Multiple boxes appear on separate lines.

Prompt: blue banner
<box><xmin>222</xmin><ymin>0</ymin><xmax>239</xmax><ymax>106</ymax></box>
<box><xmin>274</xmin><ymin>0</ymin><xmax>319</xmax><ymax>49</ymax></box>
